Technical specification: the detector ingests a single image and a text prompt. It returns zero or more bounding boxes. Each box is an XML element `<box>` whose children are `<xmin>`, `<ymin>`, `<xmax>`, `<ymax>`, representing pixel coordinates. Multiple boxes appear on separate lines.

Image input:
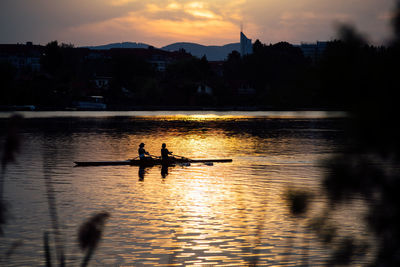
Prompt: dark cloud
<box><xmin>244</xmin><ymin>0</ymin><xmax>393</xmax><ymax>44</ymax></box>
<box><xmin>0</xmin><ymin>0</ymin><xmax>144</xmax><ymax>43</ymax></box>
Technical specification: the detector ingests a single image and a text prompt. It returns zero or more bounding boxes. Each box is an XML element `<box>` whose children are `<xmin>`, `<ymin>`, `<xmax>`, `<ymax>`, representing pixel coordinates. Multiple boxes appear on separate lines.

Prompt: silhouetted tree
<box><xmin>164</xmin><ymin>56</ymin><xmax>211</xmax><ymax>105</ymax></box>
<box><xmin>252</xmin><ymin>39</ymin><xmax>265</xmax><ymax>54</ymax></box>
<box><xmin>42</xmin><ymin>41</ymin><xmax>63</xmax><ymax>75</ymax></box>
<box><xmin>0</xmin><ymin>62</ymin><xmax>16</xmax><ymax>105</ymax></box>
<box><xmin>223</xmin><ymin>50</ymin><xmax>242</xmax><ymax>80</ymax></box>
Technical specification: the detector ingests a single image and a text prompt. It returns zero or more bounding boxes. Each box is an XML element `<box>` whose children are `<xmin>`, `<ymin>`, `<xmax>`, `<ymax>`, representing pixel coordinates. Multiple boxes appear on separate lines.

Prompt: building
<box><xmin>297</xmin><ymin>41</ymin><xmax>327</xmax><ymax>62</ymax></box>
<box><xmin>208</xmin><ymin>61</ymin><xmax>224</xmax><ymax>77</ymax></box>
<box><xmin>197</xmin><ymin>83</ymin><xmax>213</xmax><ymax>95</ymax></box>
<box><xmin>240</xmin><ymin>32</ymin><xmax>253</xmax><ymax>57</ymax></box>
<box><xmin>92</xmin><ymin>75</ymin><xmax>112</xmax><ymax>90</ymax></box>
<box><xmin>0</xmin><ymin>42</ymin><xmax>44</xmax><ymax>72</ymax></box>
<box><xmin>72</xmin><ymin>96</ymin><xmax>107</xmax><ymax>110</ymax></box>
<box><xmin>148</xmin><ymin>54</ymin><xmax>169</xmax><ymax>72</ymax></box>
<box><xmin>107</xmin><ymin>47</ymin><xmax>192</xmax><ymax>72</ymax></box>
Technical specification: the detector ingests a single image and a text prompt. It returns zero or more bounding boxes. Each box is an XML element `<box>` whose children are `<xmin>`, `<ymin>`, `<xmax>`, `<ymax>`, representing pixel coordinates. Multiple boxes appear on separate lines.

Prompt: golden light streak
<box><xmin>66</xmin><ymin>0</ymin><xmax>245</xmax><ymax>46</ymax></box>
<box><xmin>186</xmin><ymin>2</ymin><xmax>206</xmax><ymax>9</ymax></box>
<box><xmin>187</xmin><ymin>10</ymin><xmax>216</xmax><ymax>19</ymax></box>
<box><xmin>167</xmin><ymin>2</ymin><xmax>182</xmax><ymax>10</ymax></box>
<box><xmin>125</xmin><ymin>13</ymin><xmax>237</xmax><ymax>41</ymax></box>
<box><xmin>185</xmin><ymin>114</ymin><xmax>223</xmax><ymax>120</ymax></box>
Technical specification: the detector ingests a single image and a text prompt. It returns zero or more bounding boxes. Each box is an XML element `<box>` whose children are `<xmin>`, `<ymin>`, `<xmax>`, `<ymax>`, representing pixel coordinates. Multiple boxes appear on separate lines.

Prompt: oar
<box><xmin>173</xmin><ymin>154</ymin><xmax>191</xmax><ymax>160</ymax></box>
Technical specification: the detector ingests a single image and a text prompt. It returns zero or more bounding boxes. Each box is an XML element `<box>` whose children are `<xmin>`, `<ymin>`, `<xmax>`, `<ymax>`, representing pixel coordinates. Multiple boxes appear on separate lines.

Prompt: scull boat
<box><xmin>74</xmin><ymin>158</ymin><xmax>232</xmax><ymax>167</ymax></box>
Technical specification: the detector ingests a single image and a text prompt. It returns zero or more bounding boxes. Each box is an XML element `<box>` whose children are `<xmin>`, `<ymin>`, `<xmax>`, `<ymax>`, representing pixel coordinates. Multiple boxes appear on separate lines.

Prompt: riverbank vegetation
<box><xmin>1</xmin><ymin>25</ymin><xmax>397</xmax><ymax>110</ymax></box>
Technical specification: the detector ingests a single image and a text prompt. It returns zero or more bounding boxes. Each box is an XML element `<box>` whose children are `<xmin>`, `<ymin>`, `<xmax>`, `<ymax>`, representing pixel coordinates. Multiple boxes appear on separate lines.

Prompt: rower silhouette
<box><xmin>138</xmin><ymin>143</ymin><xmax>150</xmax><ymax>160</ymax></box>
<box><xmin>161</xmin><ymin>143</ymin><xmax>173</xmax><ymax>160</ymax></box>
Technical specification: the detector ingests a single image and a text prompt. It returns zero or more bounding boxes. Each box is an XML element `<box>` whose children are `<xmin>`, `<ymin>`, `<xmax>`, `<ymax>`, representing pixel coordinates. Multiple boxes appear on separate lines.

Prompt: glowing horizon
<box><xmin>0</xmin><ymin>0</ymin><xmax>396</xmax><ymax>47</ymax></box>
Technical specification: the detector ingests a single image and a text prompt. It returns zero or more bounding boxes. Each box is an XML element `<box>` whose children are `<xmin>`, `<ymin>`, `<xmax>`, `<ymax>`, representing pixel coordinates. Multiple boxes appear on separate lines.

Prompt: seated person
<box><xmin>161</xmin><ymin>143</ymin><xmax>173</xmax><ymax>160</ymax></box>
<box><xmin>138</xmin><ymin>143</ymin><xmax>150</xmax><ymax>160</ymax></box>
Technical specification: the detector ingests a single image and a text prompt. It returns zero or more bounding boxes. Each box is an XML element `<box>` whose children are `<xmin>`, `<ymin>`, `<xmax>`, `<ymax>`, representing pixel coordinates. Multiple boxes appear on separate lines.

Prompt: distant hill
<box><xmin>83</xmin><ymin>41</ymin><xmax>240</xmax><ymax>61</ymax></box>
<box><xmin>85</xmin><ymin>42</ymin><xmax>151</xmax><ymax>50</ymax></box>
<box><xmin>161</xmin><ymin>42</ymin><xmax>240</xmax><ymax>61</ymax></box>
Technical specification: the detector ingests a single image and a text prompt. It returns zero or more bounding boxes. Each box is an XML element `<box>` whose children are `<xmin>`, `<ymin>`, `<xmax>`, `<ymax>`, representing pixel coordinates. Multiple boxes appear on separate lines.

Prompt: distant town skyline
<box><xmin>0</xmin><ymin>0</ymin><xmax>396</xmax><ymax>47</ymax></box>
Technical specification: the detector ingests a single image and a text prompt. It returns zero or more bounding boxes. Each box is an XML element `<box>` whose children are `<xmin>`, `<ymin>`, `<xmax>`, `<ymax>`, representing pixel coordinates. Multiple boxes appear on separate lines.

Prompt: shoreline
<box><xmin>0</xmin><ymin>105</ymin><xmax>346</xmax><ymax>112</ymax></box>
<box><xmin>0</xmin><ymin>109</ymin><xmax>348</xmax><ymax>119</ymax></box>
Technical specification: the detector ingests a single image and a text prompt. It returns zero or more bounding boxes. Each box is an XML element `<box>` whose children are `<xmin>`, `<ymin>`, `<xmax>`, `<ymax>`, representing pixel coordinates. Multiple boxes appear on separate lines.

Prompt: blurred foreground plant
<box><xmin>285</xmin><ymin>188</ymin><xmax>312</xmax><ymax>218</ymax></box>
<box><xmin>287</xmin><ymin>1</ymin><xmax>400</xmax><ymax>265</ymax></box>
<box><xmin>1</xmin><ymin>114</ymin><xmax>23</xmax><ymax>236</ymax></box>
<box><xmin>1</xmin><ymin>114</ymin><xmax>110</xmax><ymax>266</ymax></box>
<box><xmin>78</xmin><ymin>212</ymin><xmax>110</xmax><ymax>267</ymax></box>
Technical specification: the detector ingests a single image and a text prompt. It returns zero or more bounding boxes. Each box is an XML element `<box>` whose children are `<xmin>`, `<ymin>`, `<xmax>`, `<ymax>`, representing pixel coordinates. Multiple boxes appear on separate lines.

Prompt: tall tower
<box><xmin>240</xmin><ymin>31</ymin><xmax>253</xmax><ymax>57</ymax></box>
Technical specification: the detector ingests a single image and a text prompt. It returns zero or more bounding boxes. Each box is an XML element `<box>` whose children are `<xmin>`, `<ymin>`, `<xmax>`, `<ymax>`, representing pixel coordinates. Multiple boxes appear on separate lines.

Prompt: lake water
<box><xmin>0</xmin><ymin>111</ymin><xmax>370</xmax><ymax>266</ymax></box>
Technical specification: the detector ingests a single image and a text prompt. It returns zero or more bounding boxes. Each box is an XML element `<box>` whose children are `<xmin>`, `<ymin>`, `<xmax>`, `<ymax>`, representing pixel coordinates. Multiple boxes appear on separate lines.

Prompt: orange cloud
<box><xmin>65</xmin><ymin>0</ymin><xmax>249</xmax><ymax>46</ymax></box>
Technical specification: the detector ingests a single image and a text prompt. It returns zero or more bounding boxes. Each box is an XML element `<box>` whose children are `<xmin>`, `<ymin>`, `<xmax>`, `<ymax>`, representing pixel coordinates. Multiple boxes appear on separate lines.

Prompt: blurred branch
<box><xmin>43</xmin><ymin>170</ymin><xmax>65</xmax><ymax>266</ymax></box>
<box><xmin>1</xmin><ymin>114</ymin><xmax>23</xmax><ymax>235</ymax></box>
<box><xmin>1</xmin><ymin>114</ymin><xmax>23</xmax><ymax>171</ymax></box>
<box><xmin>393</xmin><ymin>0</ymin><xmax>400</xmax><ymax>43</ymax></box>
<box><xmin>285</xmin><ymin>188</ymin><xmax>312</xmax><ymax>218</ymax></box>
<box><xmin>78</xmin><ymin>212</ymin><xmax>110</xmax><ymax>267</ymax></box>
<box><xmin>336</xmin><ymin>24</ymin><xmax>368</xmax><ymax>47</ymax></box>
<box><xmin>44</xmin><ymin>231</ymin><xmax>52</xmax><ymax>267</ymax></box>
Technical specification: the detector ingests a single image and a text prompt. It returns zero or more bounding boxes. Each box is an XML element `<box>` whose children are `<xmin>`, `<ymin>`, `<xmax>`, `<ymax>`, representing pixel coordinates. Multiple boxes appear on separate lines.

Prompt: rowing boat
<box><xmin>74</xmin><ymin>158</ymin><xmax>232</xmax><ymax>167</ymax></box>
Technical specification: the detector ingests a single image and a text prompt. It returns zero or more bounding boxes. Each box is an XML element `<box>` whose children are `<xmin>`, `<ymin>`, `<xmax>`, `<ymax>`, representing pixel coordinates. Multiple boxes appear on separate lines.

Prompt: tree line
<box><xmin>0</xmin><ymin>35</ymin><xmax>397</xmax><ymax>110</ymax></box>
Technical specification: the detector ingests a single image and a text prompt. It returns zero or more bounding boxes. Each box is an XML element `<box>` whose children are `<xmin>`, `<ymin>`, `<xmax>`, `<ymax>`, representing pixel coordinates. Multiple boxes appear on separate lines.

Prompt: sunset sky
<box><xmin>0</xmin><ymin>0</ymin><xmax>396</xmax><ymax>47</ymax></box>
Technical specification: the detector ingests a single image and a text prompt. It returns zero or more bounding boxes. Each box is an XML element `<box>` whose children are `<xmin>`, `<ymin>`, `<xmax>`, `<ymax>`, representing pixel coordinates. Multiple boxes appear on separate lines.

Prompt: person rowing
<box><xmin>138</xmin><ymin>143</ymin><xmax>150</xmax><ymax>160</ymax></box>
<box><xmin>161</xmin><ymin>143</ymin><xmax>173</xmax><ymax>160</ymax></box>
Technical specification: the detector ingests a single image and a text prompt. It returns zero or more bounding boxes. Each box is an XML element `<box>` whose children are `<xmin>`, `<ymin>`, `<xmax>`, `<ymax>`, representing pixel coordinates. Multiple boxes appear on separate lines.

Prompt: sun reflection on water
<box><xmin>0</xmin><ymin>112</ymin><xmax>365</xmax><ymax>266</ymax></box>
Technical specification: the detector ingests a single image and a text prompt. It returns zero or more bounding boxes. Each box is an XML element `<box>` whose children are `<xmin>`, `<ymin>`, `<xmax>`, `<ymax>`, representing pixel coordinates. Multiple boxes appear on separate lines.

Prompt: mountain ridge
<box><xmin>84</xmin><ymin>41</ymin><xmax>240</xmax><ymax>61</ymax></box>
<box><xmin>84</xmin><ymin>42</ymin><xmax>151</xmax><ymax>50</ymax></box>
<box><xmin>161</xmin><ymin>42</ymin><xmax>240</xmax><ymax>61</ymax></box>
